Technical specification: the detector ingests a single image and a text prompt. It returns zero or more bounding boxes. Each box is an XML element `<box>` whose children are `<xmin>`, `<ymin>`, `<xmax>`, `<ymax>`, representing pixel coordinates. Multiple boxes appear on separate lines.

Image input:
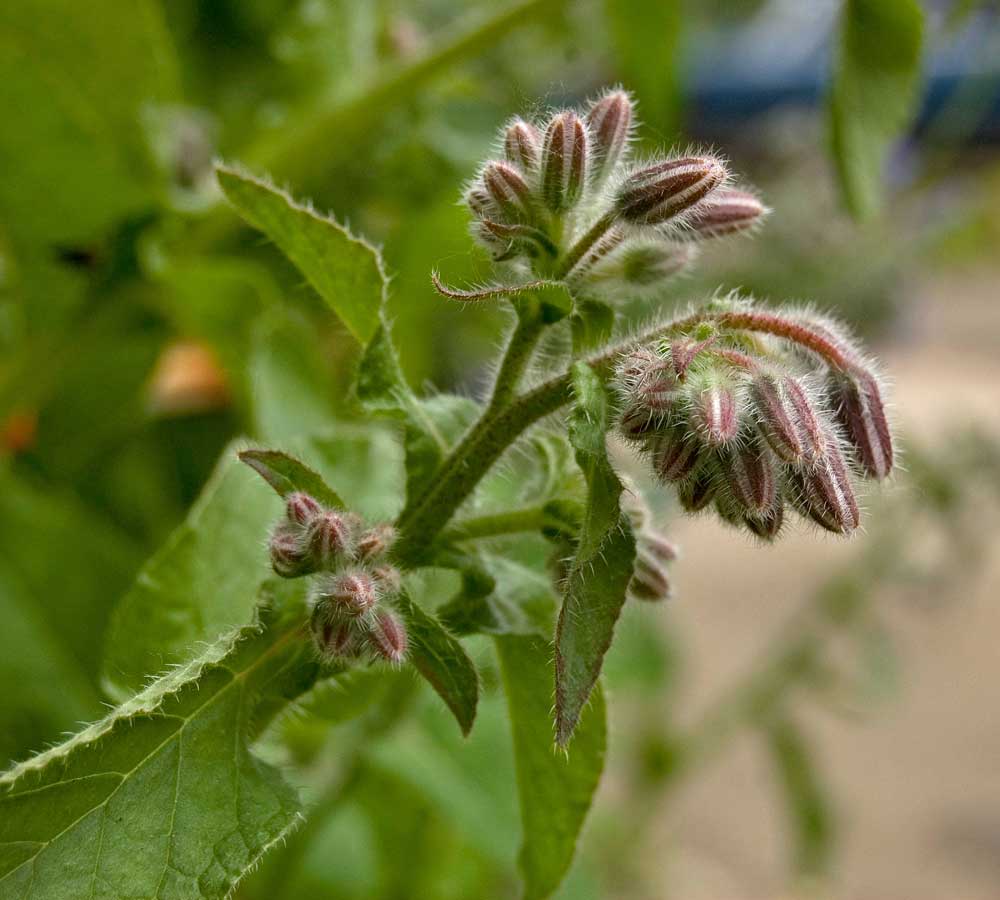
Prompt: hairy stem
<box><xmin>554</xmin><ymin>211</ymin><xmax>617</xmax><ymax>280</ymax></box>
<box><xmin>487</xmin><ymin>301</ymin><xmax>546</xmax><ymax>414</ymax></box>
<box><xmin>439</xmin><ymin>505</ymin><xmax>550</xmax><ymax>543</ymax></box>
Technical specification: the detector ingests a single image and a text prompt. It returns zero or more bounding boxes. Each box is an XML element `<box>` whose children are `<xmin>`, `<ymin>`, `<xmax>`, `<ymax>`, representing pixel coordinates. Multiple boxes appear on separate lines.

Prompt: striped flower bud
<box><xmin>790</xmin><ymin>437</ymin><xmax>861</xmax><ymax>535</ymax></box>
<box><xmin>830</xmin><ymin>370</ymin><xmax>893</xmax><ymax>480</ymax></box>
<box><xmin>685</xmin><ymin>189</ymin><xmax>767</xmax><ymax>239</ymax></box>
<box><xmin>318</xmin><ymin>570</ymin><xmax>378</xmax><ymax>617</ymax></box>
<box><xmin>356</xmin><ymin>523</ymin><xmax>396</xmax><ymax>562</ymax></box>
<box><xmin>615</xmin><ymin>156</ymin><xmax>727</xmax><ymax>226</ymax></box>
<box><xmin>689</xmin><ymin>375</ymin><xmax>743</xmax><ymax>447</ymax></box>
<box><xmin>310</xmin><ymin>604</ymin><xmax>365</xmax><ymax>661</ymax></box>
<box><xmin>307</xmin><ymin>510</ymin><xmax>354</xmax><ymax>567</ymax></box>
<box><xmin>643</xmin><ymin>532</ymin><xmax>679</xmax><ymax>564</ymax></box>
<box><xmin>743</xmin><ymin>498</ymin><xmax>784</xmax><ymax>541</ymax></box>
<box><xmin>619</xmin><ymin>401</ymin><xmax>661</xmax><ymax>442</ymax></box>
<box><xmin>721</xmin><ymin>440</ymin><xmax>778</xmax><ymax>516</ymax></box>
<box><xmin>750</xmin><ymin>372</ymin><xmax>826</xmax><ymax>464</ymax></box>
<box><xmin>371</xmin><ymin>564</ymin><xmax>402</xmax><ymax>595</ymax></box>
<box><xmin>466</xmin><ymin>185</ymin><xmax>498</xmax><ymax>220</ymax></box>
<box><xmin>678</xmin><ymin>470</ymin><xmax>717</xmax><ymax>511</ymax></box>
<box><xmin>540</xmin><ymin>110</ymin><xmax>588</xmax><ymax>212</ymax></box>
<box><xmin>368</xmin><ymin>610</ymin><xmax>408</xmax><ymax>664</ymax></box>
<box><xmin>481</xmin><ymin>162</ymin><xmax>535</xmax><ymax>223</ymax></box>
<box><xmin>285</xmin><ymin>491</ymin><xmax>322</xmax><ymax>526</ymax></box>
<box><xmin>586</xmin><ymin>89</ymin><xmax>633</xmax><ymax>184</ymax></box>
<box><xmin>629</xmin><ymin>550</ymin><xmax>672</xmax><ymax>602</ymax></box>
<box><xmin>504</xmin><ymin>117</ymin><xmax>541</xmax><ymax>173</ymax></box>
<box><xmin>651</xmin><ymin>424</ymin><xmax>703</xmax><ymax>483</ymax></box>
<box><xmin>269</xmin><ymin>522</ymin><xmax>312</xmax><ymax>578</ymax></box>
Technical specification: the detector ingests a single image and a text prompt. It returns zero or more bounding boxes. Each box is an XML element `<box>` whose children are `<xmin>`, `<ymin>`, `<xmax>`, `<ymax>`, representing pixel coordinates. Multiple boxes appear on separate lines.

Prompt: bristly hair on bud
<box><xmin>314</xmin><ymin>569</ymin><xmax>379</xmax><ymax>618</ymax></box>
<box><xmin>830</xmin><ymin>369</ymin><xmax>894</xmax><ymax>481</ymax></box>
<box><xmin>683</xmin><ymin>188</ymin><xmax>768</xmax><ymax>240</ymax></box>
<box><xmin>307</xmin><ymin>510</ymin><xmax>354</xmax><ymax>567</ymax></box>
<box><xmin>615</xmin><ymin>155</ymin><xmax>728</xmax><ymax>227</ymax></box>
<box><xmin>368</xmin><ymin>610</ymin><xmax>408</xmax><ymax>664</ymax></box>
<box><xmin>686</xmin><ymin>371</ymin><xmax>746</xmax><ymax>447</ymax></box>
<box><xmin>355</xmin><ymin>522</ymin><xmax>396</xmax><ymax>562</ymax></box>
<box><xmin>269</xmin><ymin>521</ymin><xmax>313</xmax><ymax>578</ymax></box>
<box><xmin>540</xmin><ymin>110</ymin><xmax>588</xmax><ymax>212</ymax></box>
<box><xmin>503</xmin><ymin>117</ymin><xmax>541</xmax><ymax>173</ymax></box>
<box><xmin>481</xmin><ymin>161</ymin><xmax>535</xmax><ymax>224</ymax></box>
<box><xmin>585</xmin><ymin>88</ymin><xmax>634</xmax><ymax>186</ymax></box>
<box><xmin>286</xmin><ymin>491</ymin><xmax>322</xmax><ymax>526</ymax></box>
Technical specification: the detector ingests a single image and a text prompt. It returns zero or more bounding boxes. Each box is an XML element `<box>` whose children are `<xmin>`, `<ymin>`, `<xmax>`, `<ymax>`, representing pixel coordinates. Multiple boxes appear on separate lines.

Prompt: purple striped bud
<box><xmin>311</xmin><ymin>605</ymin><xmax>365</xmax><ymax>661</ymax></box>
<box><xmin>619</xmin><ymin>401</ymin><xmax>661</xmax><ymax>442</ymax></box>
<box><xmin>629</xmin><ymin>550</ymin><xmax>672</xmax><ymax>602</ymax></box>
<box><xmin>668</xmin><ymin>337</ymin><xmax>715</xmax><ymax>381</ymax></box>
<box><xmin>615</xmin><ymin>156</ymin><xmax>727</xmax><ymax>226</ymax></box>
<box><xmin>286</xmin><ymin>491</ymin><xmax>322</xmax><ymax>526</ymax></box>
<box><xmin>615</xmin><ymin>345</ymin><xmax>661</xmax><ymax>388</ymax></box>
<box><xmin>504</xmin><ymin>117</ymin><xmax>541</xmax><ymax>172</ymax></box>
<box><xmin>643</xmin><ymin>533</ymin><xmax>679</xmax><ymax>564</ymax></box>
<box><xmin>652</xmin><ymin>425</ymin><xmax>702</xmax><ymax>483</ymax></box>
<box><xmin>482</xmin><ymin>162</ymin><xmax>535</xmax><ymax>223</ymax></box>
<box><xmin>371</xmin><ymin>564</ymin><xmax>402</xmax><ymax>595</ymax></box>
<box><xmin>369</xmin><ymin>610</ymin><xmax>408</xmax><ymax>664</ymax></box>
<box><xmin>586</xmin><ymin>89</ymin><xmax>634</xmax><ymax>183</ymax></box>
<box><xmin>743</xmin><ymin>498</ymin><xmax>784</xmax><ymax>542</ymax></box>
<box><xmin>790</xmin><ymin>438</ymin><xmax>861</xmax><ymax>535</ymax></box>
<box><xmin>690</xmin><ymin>378</ymin><xmax>743</xmax><ymax>447</ymax></box>
<box><xmin>678</xmin><ymin>470</ymin><xmax>717</xmax><ymax>511</ymax></box>
<box><xmin>831</xmin><ymin>370</ymin><xmax>893</xmax><ymax>480</ymax></box>
<box><xmin>321</xmin><ymin>570</ymin><xmax>378</xmax><ymax>617</ymax></box>
<box><xmin>356</xmin><ymin>523</ymin><xmax>396</xmax><ymax>562</ymax></box>
<box><xmin>751</xmin><ymin>373</ymin><xmax>826</xmax><ymax>464</ymax></box>
<box><xmin>685</xmin><ymin>189</ymin><xmax>767</xmax><ymax>239</ymax></box>
<box><xmin>269</xmin><ymin>522</ymin><xmax>312</xmax><ymax>578</ymax></box>
<box><xmin>466</xmin><ymin>184</ymin><xmax>497</xmax><ymax>220</ymax></box>
<box><xmin>722</xmin><ymin>441</ymin><xmax>778</xmax><ymax>516</ymax></box>
<box><xmin>540</xmin><ymin>111</ymin><xmax>588</xmax><ymax>212</ymax></box>
<box><xmin>307</xmin><ymin>510</ymin><xmax>353</xmax><ymax>566</ymax></box>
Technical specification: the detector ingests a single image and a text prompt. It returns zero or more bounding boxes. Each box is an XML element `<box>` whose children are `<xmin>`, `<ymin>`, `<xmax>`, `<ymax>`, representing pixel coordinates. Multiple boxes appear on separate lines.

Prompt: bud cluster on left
<box><xmin>268</xmin><ymin>493</ymin><xmax>407</xmax><ymax>665</ymax></box>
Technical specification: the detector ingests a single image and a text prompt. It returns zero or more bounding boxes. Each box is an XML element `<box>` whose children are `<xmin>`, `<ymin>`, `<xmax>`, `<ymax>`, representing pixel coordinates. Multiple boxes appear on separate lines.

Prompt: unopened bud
<box><xmin>586</xmin><ymin>89</ymin><xmax>633</xmax><ymax>184</ymax></box>
<box><xmin>307</xmin><ymin>510</ymin><xmax>353</xmax><ymax>566</ymax></box>
<box><xmin>504</xmin><ymin>117</ymin><xmax>541</xmax><ymax>172</ymax></box>
<box><xmin>356</xmin><ymin>523</ymin><xmax>396</xmax><ymax>562</ymax></box>
<box><xmin>831</xmin><ymin>370</ymin><xmax>893</xmax><ymax>481</ymax></box>
<box><xmin>723</xmin><ymin>440</ymin><xmax>778</xmax><ymax>516</ymax></box>
<box><xmin>690</xmin><ymin>379</ymin><xmax>742</xmax><ymax>446</ymax></box>
<box><xmin>629</xmin><ymin>550</ymin><xmax>672</xmax><ymax>602</ymax></box>
<box><xmin>791</xmin><ymin>438</ymin><xmax>861</xmax><ymax>535</ymax></box>
<box><xmin>685</xmin><ymin>189</ymin><xmax>767</xmax><ymax>239</ymax></box>
<box><xmin>643</xmin><ymin>532</ymin><xmax>679</xmax><ymax>563</ymax></box>
<box><xmin>751</xmin><ymin>373</ymin><xmax>825</xmax><ymax>464</ymax></box>
<box><xmin>371</xmin><ymin>564</ymin><xmax>402</xmax><ymax>595</ymax></box>
<box><xmin>651</xmin><ymin>424</ymin><xmax>703</xmax><ymax>483</ymax></box>
<box><xmin>466</xmin><ymin>185</ymin><xmax>497</xmax><ymax>220</ymax></box>
<box><xmin>285</xmin><ymin>491</ymin><xmax>322</xmax><ymax>526</ymax></box>
<box><xmin>615</xmin><ymin>156</ymin><xmax>727</xmax><ymax>226</ymax></box>
<box><xmin>269</xmin><ymin>523</ymin><xmax>312</xmax><ymax>578</ymax></box>
<box><xmin>618</xmin><ymin>241</ymin><xmax>694</xmax><ymax>287</ymax></box>
<box><xmin>482</xmin><ymin>162</ymin><xmax>535</xmax><ymax>223</ymax></box>
<box><xmin>678</xmin><ymin>469</ymin><xmax>717</xmax><ymax>511</ymax></box>
<box><xmin>319</xmin><ymin>570</ymin><xmax>378</xmax><ymax>617</ymax></box>
<box><xmin>743</xmin><ymin>498</ymin><xmax>785</xmax><ymax>542</ymax></box>
<box><xmin>540</xmin><ymin>110</ymin><xmax>588</xmax><ymax>212</ymax></box>
<box><xmin>310</xmin><ymin>604</ymin><xmax>364</xmax><ymax>661</ymax></box>
<box><xmin>668</xmin><ymin>336</ymin><xmax>715</xmax><ymax>381</ymax></box>
<box><xmin>368</xmin><ymin>610</ymin><xmax>408</xmax><ymax>664</ymax></box>
<box><xmin>619</xmin><ymin>401</ymin><xmax>660</xmax><ymax>443</ymax></box>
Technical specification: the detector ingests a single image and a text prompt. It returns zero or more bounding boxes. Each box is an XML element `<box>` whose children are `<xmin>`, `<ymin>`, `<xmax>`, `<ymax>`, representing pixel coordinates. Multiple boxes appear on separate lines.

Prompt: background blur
<box><xmin>2</xmin><ymin>0</ymin><xmax>1000</xmax><ymax>897</ymax></box>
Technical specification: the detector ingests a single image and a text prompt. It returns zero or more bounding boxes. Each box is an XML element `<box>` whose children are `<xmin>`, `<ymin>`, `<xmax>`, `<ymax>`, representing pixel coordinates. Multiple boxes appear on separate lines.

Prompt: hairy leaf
<box><xmin>0</xmin><ymin>586</ymin><xmax>319</xmax><ymax>900</ymax></box>
<box><xmin>497</xmin><ymin>635</ymin><xmax>606</xmax><ymax>900</ymax></box>
<box><xmin>239</xmin><ymin>448</ymin><xmax>346</xmax><ymax>509</ymax></box>
<box><xmin>554</xmin><ymin>363</ymin><xmax>636</xmax><ymax>746</ymax></box>
<box><xmin>829</xmin><ymin>0</ymin><xmax>924</xmax><ymax>218</ymax></box>
<box><xmin>216</xmin><ymin>164</ymin><xmax>386</xmax><ymax>343</ymax></box>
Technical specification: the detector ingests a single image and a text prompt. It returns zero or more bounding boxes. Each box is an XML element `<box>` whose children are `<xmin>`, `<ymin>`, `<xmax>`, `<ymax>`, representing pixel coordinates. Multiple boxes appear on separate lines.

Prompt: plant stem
<box><xmin>439</xmin><ymin>505</ymin><xmax>550</xmax><ymax>543</ymax></box>
<box><xmin>554</xmin><ymin>211</ymin><xmax>617</xmax><ymax>279</ymax></box>
<box><xmin>487</xmin><ymin>301</ymin><xmax>545</xmax><ymax>414</ymax></box>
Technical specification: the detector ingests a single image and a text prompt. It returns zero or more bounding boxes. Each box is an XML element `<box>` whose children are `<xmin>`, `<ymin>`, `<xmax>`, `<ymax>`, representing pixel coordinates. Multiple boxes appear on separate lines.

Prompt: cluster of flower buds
<box><xmin>462</xmin><ymin>88</ymin><xmax>767</xmax><ymax>298</ymax></box>
<box><xmin>267</xmin><ymin>493</ymin><xmax>407</xmax><ymax>664</ymax></box>
<box><xmin>621</xmin><ymin>488</ymin><xmax>679</xmax><ymax>603</ymax></box>
<box><xmin>613</xmin><ymin>297</ymin><xmax>894</xmax><ymax>539</ymax></box>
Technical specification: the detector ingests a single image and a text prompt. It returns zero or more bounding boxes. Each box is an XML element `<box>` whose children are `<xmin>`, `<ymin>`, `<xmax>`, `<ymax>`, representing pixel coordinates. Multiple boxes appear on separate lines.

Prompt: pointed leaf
<box><xmin>554</xmin><ymin>362</ymin><xmax>636</xmax><ymax>745</ymax></box>
<box><xmin>239</xmin><ymin>448</ymin><xmax>346</xmax><ymax>509</ymax></box>
<box><xmin>216</xmin><ymin>164</ymin><xmax>386</xmax><ymax>343</ymax></box>
<box><xmin>497</xmin><ymin>635</ymin><xmax>606</xmax><ymax>900</ymax></box>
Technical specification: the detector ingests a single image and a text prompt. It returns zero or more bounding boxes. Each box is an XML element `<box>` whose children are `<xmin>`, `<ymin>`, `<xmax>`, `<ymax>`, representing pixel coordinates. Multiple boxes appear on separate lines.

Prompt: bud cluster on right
<box><xmin>614</xmin><ymin>297</ymin><xmax>894</xmax><ymax>539</ymax></box>
<box><xmin>269</xmin><ymin>492</ymin><xmax>407</xmax><ymax>665</ymax></box>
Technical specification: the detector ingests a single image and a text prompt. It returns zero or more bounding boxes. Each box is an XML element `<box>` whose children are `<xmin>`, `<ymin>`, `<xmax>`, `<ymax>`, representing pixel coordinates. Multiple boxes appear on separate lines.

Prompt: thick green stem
<box><xmin>487</xmin><ymin>301</ymin><xmax>545</xmax><ymax>414</ymax></box>
<box><xmin>440</xmin><ymin>505</ymin><xmax>550</xmax><ymax>543</ymax></box>
<box><xmin>554</xmin><ymin>211</ymin><xmax>617</xmax><ymax>280</ymax></box>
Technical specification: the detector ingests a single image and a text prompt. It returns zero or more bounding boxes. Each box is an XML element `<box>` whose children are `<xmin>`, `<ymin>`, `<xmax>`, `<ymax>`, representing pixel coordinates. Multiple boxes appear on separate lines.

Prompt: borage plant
<box><xmin>0</xmin><ymin>89</ymin><xmax>894</xmax><ymax>899</ymax></box>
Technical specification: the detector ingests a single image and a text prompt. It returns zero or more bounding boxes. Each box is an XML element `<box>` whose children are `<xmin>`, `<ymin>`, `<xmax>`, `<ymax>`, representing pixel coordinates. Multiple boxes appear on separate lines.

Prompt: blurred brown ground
<box><xmin>647</xmin><ymin>267</ymin><xmax>1000</xmax><ymax>900</ymax></box>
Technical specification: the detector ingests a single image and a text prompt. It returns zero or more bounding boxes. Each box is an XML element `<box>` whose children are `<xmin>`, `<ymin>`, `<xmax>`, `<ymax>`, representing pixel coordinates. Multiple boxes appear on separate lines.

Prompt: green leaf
<box><xmin>570</xmin><ymin>298</ymin><xmax>615</xmax><ymax>356</ymax></box>
<box><xmin>554</xmin><ymin>363</ymin><xmax>636</xmax><ymax>746</ymax></box>
<box><xmin>0</xmin><ymin>586</ymin><xmax>319</xmax><ymax>900</ymax></box>
<box><xmin>393</xmin><ymin>590</ymin><xmax>479</xmax><ymax>736</ymax></box>
<box><xmin>829</xmin><ymin>0</ymin><xmax>924</xmax><ymax>218</ymax></box>
<box><xmin>239</xmin><ymin>448</ymin><xmax>346</xmax><ymax>510</ymax></box>
<box><xmin>215</xmin><ymin>164</ymin><xmax>386</xmax><ymax>343</ymax></box>
<box><xmin>765</xmin><ymin>716</ymin><xmax>837</xmax><ymax>878</ymax></box>
<box><xmin>497</xmin><ymin>635</ymin><xmax>606</xmax><ymax>900</ymax></box>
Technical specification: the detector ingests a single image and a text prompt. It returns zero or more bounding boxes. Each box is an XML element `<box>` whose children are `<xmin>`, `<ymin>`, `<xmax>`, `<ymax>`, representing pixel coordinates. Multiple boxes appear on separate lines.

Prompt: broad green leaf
<box><xmin>0</xmin><ymin>586</ymin><xmax>319</xmax><ymax>900</ymax></box>
<box><xmin>554</xmin><ymin>363</ymin><xmax>636</xmax><ymax>746</ymax></box>
<box><xmin>216</xmin><ymin>164</ymin><xmax>385</xmax><ymax>343</ymax></box>
<box><xmin>240</xmin><ymin>448</ymin><xmax>346</xmax><ymax>509</ymax></box>
<box><xmin>829</xmin><ymin>0</ymin><xmax>924</xmax><ymax>218</ymax></box>
<box><xmin>765</xmin><ymin>716</ymin><xmax>837</xmax><ymax>878</ymax></box>
<box><xmin>570</xmin><ymin>298</ymin><xmax>615</xmax><ymax>356</ymax></box>
<box><xmin>497</xmin><ymin>635</ymin><xmax>606</xmax><ymax>900</ymax></box>
<box><xmin>393</xmin><ymin>590</ymin><xmax>479</xmax><ymax>736</ymax></box>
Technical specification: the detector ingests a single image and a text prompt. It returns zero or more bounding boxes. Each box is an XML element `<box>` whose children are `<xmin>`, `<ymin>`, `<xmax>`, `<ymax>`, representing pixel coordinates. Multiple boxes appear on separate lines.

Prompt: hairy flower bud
<box><xmin>310</xmin><ymin>604</ymin><xmax>364</xmax><ymax>661</ymax></box>
<box><xmin>269</xmin><ymin>522</ymin><xmax>312</xmax><ymax>578</ymax></box>
<box><xmin>482</xmin><ymin>161</ymin><xmax>535</xmax><ymax>223</ymax></box>
<box><xmin>285</xmin><ymin>491</ymin><xmax>322</xmax><ymax>526</ymax></box>
<box><xmin>643</xmin><ymin>532</ymin><xmax>679</xmax><ymax>564</ymax></box>
<box><xmin>790</xmin><ymin>438</ymin><xmax>861</xmax><ymax>535</ymax></box>
<box><xmin>504</xmin><ymin>117</ymin><xmax>541</xmax><ymax>172</ymax></box>
<box><xmin>586</xmin><ymin>89</ymin><xmax>633</xmax><ymax>184</ymax></box>
<box><xmin>743</xmin><ymin>498</ymin><xmax>785</xmax><ymax>541</ymax></box>
<box><xmin>721</xmin><ymin>440</ymin><xmax>778</xmax><ymax>516</ymax></box>
<box><xmin>307</xmin><ymin>510</ymin><xmax>353</xmax><ymax>567</ymax></box>
<box><xmin>371</xmin><ymin>564</ymin><xmax>402</xmax><ymax>595</ymax></box>
<box><xmin>685</xmin><ymin>189</ymin><xmax>767</xmax><ymax>239</ymax></box>
<box><xmin>356</xmin><ymin>523</ymin><xmax>396</xmax><ymax>562</ymax></box>
<box><xmin>618</xmin><ymin>241</ymin><xmax>693</xmax><ymax>287</ymax></box>
<box><xmin>750</xmin><ymin>372</ymin><xmax>825</xmax><ymax>464</ymax></box>
<box><xmin>540</xmin><ymin>110</ymin><xmax>588</xmax><ymax>212</ymax></box>
<box><xmin>368</xmin><ymin>610</ymin><xmax>408</xmax><ymax>664</ymax></box>
<box><xmin>678</xmin><ymin>470</ymin><xmax>717</xmax><ymax>511</ymax></box>
<box><xmin>318</xmin><ymin>570</ymin><xmax>378</xmax><ymax>617</ymax></box>
<box><xmin>615</xmin><ymin>156</ymin><xmax>727</xmax><ymax>226</ymax></box>
<box><xmin>619</xmin><ymin>401</ymin><xmax>661</xmax><ymax>442</ymax></box>
<box><xmin>689</xmin><ymin>376</ymin><xmax>743</xmax><ymax>447</ymax></box>
<box><xmin>629</xmin><ymin>550</ymin><xmax>672</xmax><ymax>602</ymax></box>
<box><xmin>830</xmin><ymin>370</ymin><xmax>893</xmax><ymax>480</ymax></box>
<box><xmin>651</xmin><ymin>424</ymin><xmax>702</xmax><ymax>483</ymax></box>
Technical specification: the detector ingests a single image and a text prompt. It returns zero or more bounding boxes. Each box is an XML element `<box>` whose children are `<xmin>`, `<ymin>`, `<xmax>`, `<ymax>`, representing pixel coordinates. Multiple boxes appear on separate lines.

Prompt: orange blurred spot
<box><xmin>148</xmin><ymin>340</ymin><xmax>230</xmax><ymax>416</ymax></box>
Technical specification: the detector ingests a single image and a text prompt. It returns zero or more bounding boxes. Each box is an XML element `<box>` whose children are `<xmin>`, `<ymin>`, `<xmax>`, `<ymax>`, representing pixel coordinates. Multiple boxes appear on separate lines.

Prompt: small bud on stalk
<box><xmin>685</xmin><ymin>189</ymin><xmax>767</xmax><ymax>239</ymax></box>
<box><xmin>750</xmin><ymin>372</ymin><xmax>826</xmax><ymax>464</ymax></box>
<box><xmin>721</xmin><ymin>440</ymin><xmax>778</xmax><ymax>516</ymax></box>
<box><xmin>678</xmin><ymin>470</ymin><xmax>717</xmax><ymax>512</ymax></box>
<box><xmin>830</xmin><ymin>370</ymin><xmax>893</xmax><ymax>481</ymax></box>
<box><xmin>652</xmin><ymin>425</ymin><xmax>702</xmax><ymax>483</ymax></box>
<box><xmin>790</xmin><ymin>438</ymin><xmax>861</xmax><ymax>535</ymax></box>
<box><xmin>541</xmin><ymin>111</ymin><xmax>588</xmax><ymax>212</ymax></box>
<box><xmin>689</xmin><ymin>376</ymin><xmax>743</xmax><ymax>447</ymax></box>
<box><xmin>285</xmin><ymin>491</ymin><xmax>322</xmax><ymax>526</ymax></box>
<box><xmin>368</xmin><ymin>610</ymin><xmax>408</xmax><ymax>664</ymax></box>
<box><xmin>504</xmin><ymin>117</ymin><xmax>541</xmax><ymax>172</ymax></box>
<box><xmin>629</xmin><ymin>550</ymin><xmax>672</xmax><ymax>602</ymax></box>
<box><xmin>307</xmin><ymin>510</ymin><xmax>354</xmax><ymax>567</ymax></box>
<box><xmin>317</xmin><ymin>570</ymin><xmax>378</xmax><ymax>617</ymax></box>
<box><xmin>482</xmin><ymin>162</ymin><xmax>535</xmax><ymax>223</ymax></box>
<box><xmin>615</xmin><ymin>156</ymin><xmax>727</xmax><ymax>226</ymax></box>
<box><xmin>586</xmin><ymin>89</ymin><xmax>633</xmax><ymax>184</ymax></box>
<box><xmin>355</xmin><ymin>523</ymin><xmax>396</xmax><ymax>562</ymax></box>
<box><xmin>269</xmin><ymin>523</ymin><xmax>312</xmax><ymax>578</ymax></box>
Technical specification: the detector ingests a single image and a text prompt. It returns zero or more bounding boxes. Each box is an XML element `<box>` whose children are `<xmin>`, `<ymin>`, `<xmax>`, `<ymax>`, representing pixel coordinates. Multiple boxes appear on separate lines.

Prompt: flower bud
<box><xmin>356</xmin><ymin>523</ymin><xmax>396</xmax><ymax>562</ymax></box>
<box><xmin>306</xmin><ymin>510</ymin><xmax>353</xmax><ymax>567</ymax></box>
<box><xmin>743</xmin><ymin>498</ymin><xmax>784</xmax><ymax>541</ymax></box>
<box><xmin>310</xmin><ymin>604</ymin><xmax>364</xmax><ymax>661</ymax></box>
<box><xmin>269</xmin><ymin>522</ymin><xmax>312</xmax><ymax>578</ymax></box>
<box><xmin>651</xmin><ymin>424</ymin><xmax>702</xmax><ymax>483</ymax></box>
<box><xmin>371</xmin><ymin>564</ymin><xmax>402</xmax><ymax>595</ymax></box>
<box><xmin>482</xmin><ymin>162</ymin><xmax>535</xmax><ymax>223</ymax></box>
<box><xmin>689</xmin><ymin>377</ymin><xmax>743</xmax><ymax>447</ymax></box>
<box><xmin>619</xmin><ymin>401</ymin><xmax>660</xmax><ymax>442</ymax></box>
<box><xmin>750</xmin><ymin>372</ymin><xmax>825</xmax><ymax>464</ymax></box>
<box><xmin>540</xmin><ymin>110</ymin><xmax>588</xmax><ymax>212</ymax></box>
<box><xmin>586</xmin><ymin>89</ymin><xmax>633</xmax><ymax>184</ymax></box>
<box><xmin>678</xmin><ymin>470</ymin><xmax>717</xmax><ymax>511</ymax></box>
<box><xmin>615</xmin><ymin>156</ymin><xmax>727</xmax><ymax>226</ymax></box>
<box><xmin>629</xmin><ymin>550</ymin><xmax>672</xmax><ymax>602</ymax></box>
<box><xmin>318</xmin><ymin>570</ymin><xmax>378</xmax><ymax>617</ymax></box>
<box><xmin>830</xmin><ymin>370</ymin><xmax>893</xmax><ymax>480</ymax></box>
<box><xmin>618</xmin><ymin>241</ymin><xmax>694</xmax><ymax>287</ymax></box>
<box><xmin>466</xmin><ymin>184</ymin><xmax>498</xmax><ymax>220</ymax></box>
<box><xmin>685</xmin><ymin>189</ymin><xmax>767</xmax><ymax>239</ymax></box>
<box><xmin>504</xmin><ymin>117</ymin><xmax>541</xmax><ymax>173</ymax></box>
<box><xmin>721</xmin><ymin>440</ymin><xmax>778</xmax><ymax>516</ymax></box>
<box><xmin>368</xmin><ymin>610</ymin><xmax>408</xmax><ymax>664</ymax></box>
<box><xmin>285</xmin><ymin>491</ymin><xmax>322</xmax><ymax>526</ymax></box>
<box><xmin>790</xmin><ymin>438</ymin><xmax>861</xmax><ymax>535</ymax></box>
<box><xmin>643</xmin><ymin>532</ymin><xmax>679</xmax><ymax>564</ymax></box>
<box><xmin>667</xmin><ymin>336</ymin><xmax>715</xmax><ymax>381</ymax></box>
